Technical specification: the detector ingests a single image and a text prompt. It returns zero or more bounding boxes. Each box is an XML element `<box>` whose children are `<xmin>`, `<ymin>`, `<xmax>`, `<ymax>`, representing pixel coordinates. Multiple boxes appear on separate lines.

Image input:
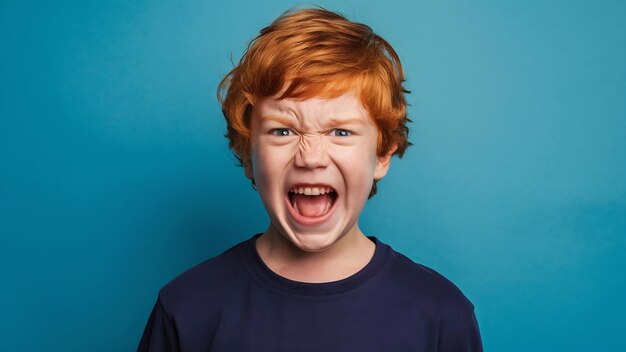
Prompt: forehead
<box><xmin>252</xmin><ymin>92</ymin><xmax>372</xmax><ymax>126</ymax></box>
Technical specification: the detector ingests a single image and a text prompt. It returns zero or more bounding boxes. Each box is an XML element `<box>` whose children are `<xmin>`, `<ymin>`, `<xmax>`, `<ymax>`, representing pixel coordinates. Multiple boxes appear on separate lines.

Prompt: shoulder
<box><xmin>377</xmin><ymin>241</ymin><xmax>481</xmax><ymax>350</ymax></box>
<box><xmin>378</xmin><ymin>240</ymin><xmax>475</xmax><ymax>316</ymax></box>
<box><xmin>157</xmin><ymin>237</ymin><xmax>253</xmax><ymax>315</ymax></box>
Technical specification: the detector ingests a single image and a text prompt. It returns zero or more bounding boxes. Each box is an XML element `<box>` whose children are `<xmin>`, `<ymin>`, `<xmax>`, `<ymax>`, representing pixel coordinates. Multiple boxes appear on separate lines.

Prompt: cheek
<box><xmin>334</xmin><ymin>147</ymin><xmax>379</xmax><ymax>186</ymax></box>
<box><xmin>251</xmin><ymin>146</ymin><xmax>292</xmax><ymax>186</ymax></box>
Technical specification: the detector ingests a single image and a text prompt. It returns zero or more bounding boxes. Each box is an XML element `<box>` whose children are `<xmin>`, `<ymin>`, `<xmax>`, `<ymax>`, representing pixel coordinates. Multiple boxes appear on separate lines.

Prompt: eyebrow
<box><xmin>327</xmin><ymin>117</ymin><xmax>367</xmax><ymax>126</ymax></box>
<box><xmin>259</xmin><ymin>115</ymin><xmax>367</xmax><ymax>127</ymax></box>
<box><xmin>259</xmin><ymin>115</ymin><xmax>297</xmax><ymax>126</ymax></box>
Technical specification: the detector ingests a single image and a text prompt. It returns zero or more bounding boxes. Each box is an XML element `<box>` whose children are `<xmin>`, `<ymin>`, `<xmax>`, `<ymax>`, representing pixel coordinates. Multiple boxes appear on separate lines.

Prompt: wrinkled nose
<box><xmin>294</xmin><ymin>134</ymin><xmax>330</xmax><ymax>169</ymax></box>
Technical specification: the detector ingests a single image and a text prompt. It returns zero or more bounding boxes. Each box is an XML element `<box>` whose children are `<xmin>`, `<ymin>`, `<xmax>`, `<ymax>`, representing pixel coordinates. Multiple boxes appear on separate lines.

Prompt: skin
<box><xmin>247</xmin><ymin>92</ymin><xmax>396</xmax><ymax>283</ymax></box>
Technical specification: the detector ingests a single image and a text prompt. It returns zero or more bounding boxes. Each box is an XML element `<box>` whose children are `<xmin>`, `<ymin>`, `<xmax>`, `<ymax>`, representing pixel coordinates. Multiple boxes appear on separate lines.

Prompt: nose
<box><xmin>294</xmin><ymin>134</ymin><xmax>330</xmax><ymax>169</ymax></box>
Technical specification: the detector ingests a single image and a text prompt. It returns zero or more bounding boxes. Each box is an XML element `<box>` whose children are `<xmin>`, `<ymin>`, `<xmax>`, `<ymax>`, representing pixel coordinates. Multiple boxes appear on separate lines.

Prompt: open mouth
<box><xmin>287</xmin><ymin>185</ymin><xmax>338</xmax><ymax>218</ymax></box>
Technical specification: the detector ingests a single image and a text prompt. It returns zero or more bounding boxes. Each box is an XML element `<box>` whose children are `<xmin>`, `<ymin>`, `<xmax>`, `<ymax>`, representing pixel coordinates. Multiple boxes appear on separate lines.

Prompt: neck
<box><xmin>256</xmin><ymin>226</ymin><xmax>375</xmax><ymax>283</ymax></box>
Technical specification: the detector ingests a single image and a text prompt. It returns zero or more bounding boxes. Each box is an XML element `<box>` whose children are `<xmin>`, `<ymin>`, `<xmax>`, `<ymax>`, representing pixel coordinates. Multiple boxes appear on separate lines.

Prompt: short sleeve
<box><xmin>138</xmin><ymin>298</ymin><xmax>180</xmax><ymax>352</ymax></box>
<box><xmin>445</xmin><ymin>309</ymin><xmax>483</xmax><ymax>352</ymax></box>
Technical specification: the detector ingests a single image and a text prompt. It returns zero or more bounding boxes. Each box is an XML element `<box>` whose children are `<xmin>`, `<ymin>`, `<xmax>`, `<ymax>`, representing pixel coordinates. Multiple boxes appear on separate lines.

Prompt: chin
<box><xmin>288</xmin><ymin>233</ymin><xmax>340</xmax><ymax>253</ymax></box>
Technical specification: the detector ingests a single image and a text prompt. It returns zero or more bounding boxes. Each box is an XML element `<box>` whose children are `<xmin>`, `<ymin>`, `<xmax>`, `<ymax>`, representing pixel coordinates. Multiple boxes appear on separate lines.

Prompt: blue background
<box><xmin>1</xmin><ymin>0</ymin><xmax>625</xmax><ymax>350</ymax></box>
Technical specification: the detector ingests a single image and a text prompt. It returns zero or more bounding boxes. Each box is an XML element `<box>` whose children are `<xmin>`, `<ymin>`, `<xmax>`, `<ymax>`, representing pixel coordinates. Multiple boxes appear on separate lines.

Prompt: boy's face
<box><xmin>248</xmin><ymin>92</ymin><xmax>394</xmax><ymax>252</ymax></box>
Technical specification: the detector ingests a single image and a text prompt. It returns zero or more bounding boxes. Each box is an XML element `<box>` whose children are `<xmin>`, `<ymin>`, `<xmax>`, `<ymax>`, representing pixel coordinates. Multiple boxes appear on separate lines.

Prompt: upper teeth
<box><xmin>290</xmin><ymin>186</ymin><xmax>334</xmax><ymax>196</ymax></box>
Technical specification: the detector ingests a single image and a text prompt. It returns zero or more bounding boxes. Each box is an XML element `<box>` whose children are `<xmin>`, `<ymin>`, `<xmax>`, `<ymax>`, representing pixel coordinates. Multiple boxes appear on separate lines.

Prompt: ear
<box><xmin>374</xmin><ymin>145</ymin><xmax>397</xmax><ymax>180</ymax></box>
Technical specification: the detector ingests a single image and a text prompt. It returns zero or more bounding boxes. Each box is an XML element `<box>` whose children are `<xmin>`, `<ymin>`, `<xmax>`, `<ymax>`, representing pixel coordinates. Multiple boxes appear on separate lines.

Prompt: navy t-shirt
<box><xmin>139</xmin><ymin>235</ymin><xmax>482</xmax><ymax>351</ymax></box>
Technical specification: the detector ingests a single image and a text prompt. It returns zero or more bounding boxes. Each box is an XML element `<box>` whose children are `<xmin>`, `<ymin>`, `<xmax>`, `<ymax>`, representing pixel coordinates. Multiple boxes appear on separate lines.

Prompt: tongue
<box><xmin>293</xmin><ymin>194</ymin><xmax>332</xmax><ymax>217</ymax></box>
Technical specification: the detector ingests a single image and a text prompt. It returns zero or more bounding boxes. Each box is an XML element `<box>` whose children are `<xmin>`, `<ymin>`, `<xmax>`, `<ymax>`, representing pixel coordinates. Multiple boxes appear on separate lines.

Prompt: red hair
<box><xmin>218</xmin><ymin>7</ymin><xmax>410</xmax><ymax>196</ymax></box>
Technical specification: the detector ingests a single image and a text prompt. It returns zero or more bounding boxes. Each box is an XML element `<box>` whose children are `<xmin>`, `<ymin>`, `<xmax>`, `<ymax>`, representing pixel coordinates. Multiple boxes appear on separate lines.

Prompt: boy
<box><xmin>139</xmin><ymin>7</ymin><xmax>482</xmax><ymax>351</ymax></box>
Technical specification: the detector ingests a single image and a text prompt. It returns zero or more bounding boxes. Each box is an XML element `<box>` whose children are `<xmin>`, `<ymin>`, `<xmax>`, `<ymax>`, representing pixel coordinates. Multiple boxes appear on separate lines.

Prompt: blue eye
<box><xmin>272</xmin><ymin>128</ymin><xmax>293</xmax><ymax>136</ymax></box>
<box><xmin>334</xmin><ymin>129</ymin><xmax>351</xmax><ymax>137</ymax></box>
